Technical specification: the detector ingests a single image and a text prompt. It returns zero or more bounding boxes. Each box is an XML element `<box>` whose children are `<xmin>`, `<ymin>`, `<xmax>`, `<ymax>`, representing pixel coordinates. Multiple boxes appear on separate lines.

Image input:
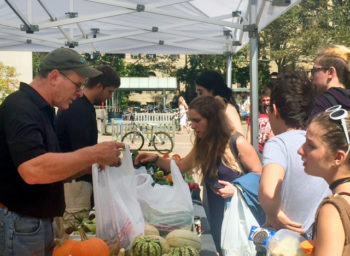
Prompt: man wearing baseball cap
<box><xmin>0</xmin><ymin>48</ymin><xmax>124</xmax><ymax>255</ymax></box>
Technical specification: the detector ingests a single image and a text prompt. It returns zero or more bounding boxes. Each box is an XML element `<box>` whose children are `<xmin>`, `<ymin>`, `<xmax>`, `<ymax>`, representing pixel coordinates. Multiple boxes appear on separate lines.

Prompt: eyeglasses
<box><xmin>310</xmin><ymin>67</ymin><xmax>328</xmax><ymax>76</ymax></box>
<box><xmin>59</xmin><ymin>71</ymin><xmax>84</xmax><ymax>91</ymax></box>
<box><xmin>325</xmin><ymin>105</ymin><xmax>350</xmax><ymax>155</ymax></box>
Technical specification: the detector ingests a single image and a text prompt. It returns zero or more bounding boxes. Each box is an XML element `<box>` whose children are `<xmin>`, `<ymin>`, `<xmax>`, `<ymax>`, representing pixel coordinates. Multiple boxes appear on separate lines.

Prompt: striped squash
<box><xmin>131</xmin><ymin>236</ymin><xmax>163</xmax><ymax>256</ymax></box>
<box><xmin>164</xmin><ymin>246</ymin><xmax>199</xmax><ymax>256</ymax></box>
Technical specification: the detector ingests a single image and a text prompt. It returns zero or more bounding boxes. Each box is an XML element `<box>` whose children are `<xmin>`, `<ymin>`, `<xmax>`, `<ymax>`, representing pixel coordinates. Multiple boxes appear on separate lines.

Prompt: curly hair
<box><xmin>270</xmin><ymin>71</ymin><xmax>315</xmax><ymax>129</ymax></box>
<box><xmin>189</xmin><ymin>96</ymin><xmax>233</xmax><ymax>179</ymax></box>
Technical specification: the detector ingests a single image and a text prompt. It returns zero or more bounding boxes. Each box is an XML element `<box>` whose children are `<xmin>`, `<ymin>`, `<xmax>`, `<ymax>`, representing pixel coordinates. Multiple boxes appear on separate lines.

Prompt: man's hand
<box><xmin>94</xmin><ymin>141</ymin><xmax>125</xmax><ymax>167</ymax></box>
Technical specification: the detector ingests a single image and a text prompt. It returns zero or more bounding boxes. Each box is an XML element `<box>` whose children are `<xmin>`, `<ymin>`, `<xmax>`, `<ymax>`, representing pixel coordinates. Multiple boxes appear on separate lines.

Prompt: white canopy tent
<box><xmin>0</xmin><ymin>0</ymin><xmax>301</xmax><ymax>150</ymax></box>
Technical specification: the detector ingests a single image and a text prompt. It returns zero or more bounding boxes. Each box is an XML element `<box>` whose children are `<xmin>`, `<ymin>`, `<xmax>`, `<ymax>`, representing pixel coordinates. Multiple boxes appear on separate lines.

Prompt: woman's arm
<box><xmin>235</xmin><ymin>135</ymin><xmax>262</xmax><ymax>174</ymax></box>
<box><xmin>226</xmin><ymin>103</ymin><xmax>244</xmax><ymax>135</ymax></box>
<box><xmin>135</xmin><ymin>149</ymin><xmax>195</xmax><ymax>174</ymax></box>
<box><xmin>314</xmin><ymin>203</ymin><xmax>345</xmax><ymax>256</ymax></box>
<box><xmin>258</xmin><ymin>163</ymin><xmax>304</xmax><ymax>233</ymax></box>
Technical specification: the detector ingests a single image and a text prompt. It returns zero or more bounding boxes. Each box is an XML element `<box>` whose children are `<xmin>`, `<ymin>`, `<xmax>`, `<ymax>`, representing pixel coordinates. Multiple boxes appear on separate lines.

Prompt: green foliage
<box><xmin>0</xmin><ymin>61</ymin><xmax>19</xmax><ymax>103</ymax></box>
<box><xmin>261</xmin><ymin>0</ymin><xmax>350</xmax><ymax>72</ymax></box>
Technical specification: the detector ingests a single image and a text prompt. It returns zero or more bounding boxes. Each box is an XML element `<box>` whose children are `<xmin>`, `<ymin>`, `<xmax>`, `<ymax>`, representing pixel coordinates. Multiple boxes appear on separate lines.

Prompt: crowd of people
<box><xmin>1</xmin><ymin>44</ymin><xmax>350</xmax><ymax>255</ymax></box>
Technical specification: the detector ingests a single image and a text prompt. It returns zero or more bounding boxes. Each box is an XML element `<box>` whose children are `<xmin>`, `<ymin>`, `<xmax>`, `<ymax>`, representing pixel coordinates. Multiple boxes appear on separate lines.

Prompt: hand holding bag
<box><xmin>221</xmin><ymin>187</ymin><xmax>258</xmax><ymax>256</ymax></box>
<box><xmin>92</xmin><ymin>144</ymin><xmax>144</xmax><ymax>250</ymax></box>
<box><xmin>135</xmin><ymin>160</ymin><xmax>194</xmax><ymax>233</ymax></box>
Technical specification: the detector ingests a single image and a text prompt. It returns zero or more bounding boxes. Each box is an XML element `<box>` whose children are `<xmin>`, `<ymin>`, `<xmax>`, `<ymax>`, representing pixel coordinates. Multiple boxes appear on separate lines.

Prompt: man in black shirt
<box><xmin>0</xmin><ymin>48</ymin><xmax>124</xmax><ymax>256</ymax></box>
<box><xmin>56</xmin><ymin>65</ymin><xmax>120</xmax><ymax>208</ymax></box>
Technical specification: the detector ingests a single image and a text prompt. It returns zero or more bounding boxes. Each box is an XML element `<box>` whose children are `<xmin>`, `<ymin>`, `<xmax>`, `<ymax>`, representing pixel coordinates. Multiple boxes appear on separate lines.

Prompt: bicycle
<box><xmin>121</xmin><ymin>121</ymin><xmax>174</xmax><ymax>154</ymax></box>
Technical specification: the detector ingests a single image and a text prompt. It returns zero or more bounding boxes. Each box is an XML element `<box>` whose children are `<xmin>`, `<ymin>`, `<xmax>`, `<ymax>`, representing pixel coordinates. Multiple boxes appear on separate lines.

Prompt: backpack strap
<box><xmin>323</xmin><ymin>88</ymin><xmax>350</xmax><ymax>106</ymax></box>
<box><xmin>323</xmin><ymin>93</ymin><xmax>339</xmax><ymax>106</ymax></box>
<box><xmin>314</xmin><ymin>195</ymin><xmax>350</xmax><ymax>245</ymax></box>
<box><xmin>229</xmin><ymin>132</ymin><xmax>249</xmax><ymax>174</ymax></box>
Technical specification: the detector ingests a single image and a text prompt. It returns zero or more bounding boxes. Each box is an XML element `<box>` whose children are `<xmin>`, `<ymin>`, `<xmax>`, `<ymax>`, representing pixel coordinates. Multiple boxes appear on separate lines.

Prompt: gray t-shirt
<box><xmin>263</xmin><ymin>130</ymin><xmax>330</xmax><ymax>230</ymax></box>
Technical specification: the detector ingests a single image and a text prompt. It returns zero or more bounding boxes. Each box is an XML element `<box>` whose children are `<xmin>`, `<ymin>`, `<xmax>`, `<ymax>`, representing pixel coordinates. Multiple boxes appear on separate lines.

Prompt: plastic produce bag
<box><xmin>92</xmin><ymin>145</ymin><xmax>144</xmax><ymax>250</ymax></box>
<box><xmin>268</xmin><ymin>229</ymin><xmax>306</xmax><ymax>256</ymax></box>
<box><xmin>221</xmin><ymin>188</ymin><xmax>258</xmax><ymax>256</ymax></box>
<box><xmin>135</xmin><ymin>160</ymin><xmax>193</xmax><ymax>233</ymax></box>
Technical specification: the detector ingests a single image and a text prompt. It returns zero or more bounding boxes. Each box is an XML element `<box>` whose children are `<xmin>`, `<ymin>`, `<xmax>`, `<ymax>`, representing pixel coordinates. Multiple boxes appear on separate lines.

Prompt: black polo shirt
<box><xmin>55</xmin><ymin>94</ymin><xmax>97</xmax><ymax>184</ymax></box>
<box><xmin>0</xmin><ymin>83</ymin><xmax>64</xmax><ymax>218</ymax></box>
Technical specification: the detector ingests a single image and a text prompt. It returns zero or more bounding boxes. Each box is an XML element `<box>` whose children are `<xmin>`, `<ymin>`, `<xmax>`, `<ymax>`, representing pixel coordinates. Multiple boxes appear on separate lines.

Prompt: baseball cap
<box><xmin>39</xmin><ymin>48</ymin><xmax>102</xmax><ymax>78</ymax></box>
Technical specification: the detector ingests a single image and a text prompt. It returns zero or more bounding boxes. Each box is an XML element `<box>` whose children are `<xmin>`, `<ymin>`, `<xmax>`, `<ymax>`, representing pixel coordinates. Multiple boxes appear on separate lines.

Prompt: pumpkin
<box><xmin>165</xmin><ymin>246</ymin><xmax>199</xmax><ymax>256</ymax></box>
<box><xmin>166</xmin><ymin>229</ymin><xmax>201</xmax><ymax>251</ymax></box>
<box><xmin>131</xmin><ymin>236</ymin><xmax>163</xmax><ymax>256</ymax></box>
<box><xmin>68</xmin><ymin>228</ymin><xmax>110</xmax><ymax>256</ymax></box>
<box><xmin>53</xmin><ymin>239</ymin><xmax>79</xmax><ymax>256</ymax></box>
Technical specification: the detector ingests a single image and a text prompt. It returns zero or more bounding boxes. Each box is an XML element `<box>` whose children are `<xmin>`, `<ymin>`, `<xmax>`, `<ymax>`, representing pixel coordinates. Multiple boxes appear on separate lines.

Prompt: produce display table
<box><xmin>193</xmin><ymin>200</ymin><xmax>218</xmax><ymax>256</ymax></box>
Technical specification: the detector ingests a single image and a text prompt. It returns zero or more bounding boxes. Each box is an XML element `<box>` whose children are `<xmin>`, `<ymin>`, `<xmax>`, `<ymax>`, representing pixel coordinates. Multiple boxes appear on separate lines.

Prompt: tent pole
<box><xmin>248</xmin><ymin>0</ymin><xmax>259</xmax><ymax>152</ymax></box>
<box><xmin>226</xmin><ymin>54</ymin><xmax>232</xmax><ymax>88</ymax></box>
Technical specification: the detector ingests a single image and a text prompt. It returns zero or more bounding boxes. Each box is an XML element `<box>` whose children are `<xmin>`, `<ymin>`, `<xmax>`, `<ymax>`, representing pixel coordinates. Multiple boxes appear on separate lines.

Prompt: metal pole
<box><xmin>163</xmin><ymin>89</ymin><xmax>166</xmax><ymax>110</ymax></box>
<box><xmin>249</xmin><ymin>0</ymin><xmax>259</xmax><ymax>152</ymax></box>
<box><xmin>226</xmin><ymin>54</ymin><xmax>232</xmax><ymax>88</ymax></box>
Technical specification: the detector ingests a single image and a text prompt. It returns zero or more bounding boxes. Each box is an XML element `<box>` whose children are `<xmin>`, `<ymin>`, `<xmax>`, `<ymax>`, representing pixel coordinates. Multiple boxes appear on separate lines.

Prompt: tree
<box><xmin>0</xmin><ymin>61</ymin><xmax>19</xmax><ymax>103</ymax></box>
<box><xmin>260</xmin><ymin>0</ymin><xmax>350</xmax><ymax>72</ymax></box>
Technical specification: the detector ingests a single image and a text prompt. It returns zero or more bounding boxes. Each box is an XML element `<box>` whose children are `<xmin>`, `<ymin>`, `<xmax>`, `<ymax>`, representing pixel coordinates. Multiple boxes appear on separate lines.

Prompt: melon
<box><xmin>166</xmin><ymin>229</ymin><xmax>201</xmax><ymax>251</ymax></box>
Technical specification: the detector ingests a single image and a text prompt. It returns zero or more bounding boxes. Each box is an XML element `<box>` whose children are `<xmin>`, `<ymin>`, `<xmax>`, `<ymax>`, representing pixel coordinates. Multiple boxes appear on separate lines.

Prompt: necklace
<box><xmin>329</xmin><ymin>177</ymin><xmax>350</xmax><ymax>190</ymax></box>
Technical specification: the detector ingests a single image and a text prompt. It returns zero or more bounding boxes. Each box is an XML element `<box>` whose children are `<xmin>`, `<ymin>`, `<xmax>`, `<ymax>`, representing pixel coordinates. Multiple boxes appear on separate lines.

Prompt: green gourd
<box><xmin>131</xmin><ymin>236</ymin><xmax>163</xmax><ymax>256</ymax></box>
<box><xmin>164</xmin><ymin>246</ymin><xmax>199</xmax><ymax>256</ymax></box>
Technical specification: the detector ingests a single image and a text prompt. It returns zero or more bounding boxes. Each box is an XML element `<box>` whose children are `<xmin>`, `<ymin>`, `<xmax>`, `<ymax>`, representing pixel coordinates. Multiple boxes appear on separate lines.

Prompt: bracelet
<box><xmin>153</xmin><ymin>154</ymin><xmax>159</xmax><ymax>163</ymax></box>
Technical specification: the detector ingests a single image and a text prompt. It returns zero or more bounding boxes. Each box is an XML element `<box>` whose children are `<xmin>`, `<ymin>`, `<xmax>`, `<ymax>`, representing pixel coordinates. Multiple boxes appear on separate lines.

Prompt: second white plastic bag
<box><xmin>135</xmin><ymin>160</ymin><xmax>194</xmax><ymax>233</ymax></box>
<box><xmin>92</xmin><ymin>145</ymin><xmax>144</xmax><ymax>250</ymax></box>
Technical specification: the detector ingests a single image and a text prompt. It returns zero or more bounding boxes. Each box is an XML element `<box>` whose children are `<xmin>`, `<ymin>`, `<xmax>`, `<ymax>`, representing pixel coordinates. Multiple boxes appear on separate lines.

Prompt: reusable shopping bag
<box><xmin>92</xmin><ymin>144</ymin><xmax>144</xmax><ymax>250</ymax></box>
<box><xmin>135</xmin><ymin>160</ymin><xmax>194</xmax><ymax>233</ymax></box>
<box><xmin>221</xmin><ymin>187</ymin><xmax>258</xmax><ymax>256</ymax></box>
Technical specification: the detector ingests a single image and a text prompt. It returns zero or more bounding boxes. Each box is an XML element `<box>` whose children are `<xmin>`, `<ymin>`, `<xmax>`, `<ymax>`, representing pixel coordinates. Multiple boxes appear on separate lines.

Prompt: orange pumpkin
<box><xmin>52</xmin><ymin>239</ymin><xmax>79</xmax><ymax>256</ymax></box>
<box><xmin>69</xmin><ymin>229</ymin><xmax>110</xmax><ymax>256</ymax></box>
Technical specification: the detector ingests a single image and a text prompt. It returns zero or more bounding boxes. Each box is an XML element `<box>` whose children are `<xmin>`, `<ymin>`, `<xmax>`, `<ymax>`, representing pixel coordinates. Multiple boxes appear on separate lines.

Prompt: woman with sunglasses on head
<box><xmin>195</xmin><ymin>70</ymin><xmax>244</xmax><ymax>135</ymax></box>
<box><xmin>135</xmin><ymin>96</ymin><xmax>262</xmax><ymax>254</ymax></box>
<box><xmin>310</xmin><ymin>45</ymin><xmax>350</xmax><ymax>118</ymax></box>
<box><xmin>298</xmin><ymin>105</ymin><xmax>350</xmax><ymax>255</ymax></box>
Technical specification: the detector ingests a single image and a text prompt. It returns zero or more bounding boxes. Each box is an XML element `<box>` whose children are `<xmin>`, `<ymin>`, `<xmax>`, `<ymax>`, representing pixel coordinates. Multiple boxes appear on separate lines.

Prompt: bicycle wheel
<box><xmin>152</xmin><ymin>132</ymin><xmax>174</xmax><ymax>154</ymax></box>
<box><xmin>122</xmin><ymin>132</ymin><xmax>144</xmax><ymax>151</ymax></box>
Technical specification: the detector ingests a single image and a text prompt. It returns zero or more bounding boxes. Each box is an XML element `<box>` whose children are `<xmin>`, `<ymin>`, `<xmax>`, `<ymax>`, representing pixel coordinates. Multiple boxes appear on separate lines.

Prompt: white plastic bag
<box><xmin>92</xmin><ymin>145</ymin><xmax>144</xmax><ymax>250</ymax></box>
<box><xmin>135</xmin><ymin>160</ymin><xmax>194</xmax><ymax>233</ymax></box>
<box><xmin>221</xmin><ymin>187</ymin><xmax>258</xmax><ymax>256</ymax></box>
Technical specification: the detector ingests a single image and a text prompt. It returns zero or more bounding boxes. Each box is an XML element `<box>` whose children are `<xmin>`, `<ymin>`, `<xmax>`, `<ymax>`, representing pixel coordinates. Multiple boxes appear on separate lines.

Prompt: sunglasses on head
<box><xmin>325</xmin><ymin>105</ymin><xmax>350</xmax><ymax>155</ymax></box>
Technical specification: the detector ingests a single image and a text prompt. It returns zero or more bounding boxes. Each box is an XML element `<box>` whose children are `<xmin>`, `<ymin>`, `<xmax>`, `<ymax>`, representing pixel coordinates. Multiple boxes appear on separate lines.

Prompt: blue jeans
<box><xmin>0</xmin><ymin>208</ymin><xmax>55</xmax><ymax>256</ymax></box>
